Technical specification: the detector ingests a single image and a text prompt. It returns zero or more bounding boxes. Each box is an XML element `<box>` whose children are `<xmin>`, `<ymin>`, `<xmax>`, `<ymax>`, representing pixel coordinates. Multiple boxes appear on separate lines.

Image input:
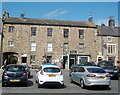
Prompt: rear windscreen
<box><xmin>87</xmin><ymin>68</ymin><xmax>106</xmax><ymax>73</ymax></box>
<box><xmin>43</xmin><ymin>67</ymin><xmax>60</xmax><ymax>73</ymax></box>
<box><xmin>6</xmin><ymin>66</ymin><xmax>25</xmax><ymax>72</ymax></box>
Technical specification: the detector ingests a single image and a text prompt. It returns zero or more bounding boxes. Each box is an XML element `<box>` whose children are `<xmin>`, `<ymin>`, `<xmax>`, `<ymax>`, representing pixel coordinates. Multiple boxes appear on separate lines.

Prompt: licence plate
<box><xmin>48</xmin><ymin>75</ymin><xmax>56</xmax><ymax>77</ymax></box>
<box><xmin>10</xmin><ymin>79</ymin><xmax>20</xmax><ymax>82</ymax></box>
<box><xmin>98</xmin><ymin>77</ymin><xmax>105</xmax><ymax>79</ymax></box>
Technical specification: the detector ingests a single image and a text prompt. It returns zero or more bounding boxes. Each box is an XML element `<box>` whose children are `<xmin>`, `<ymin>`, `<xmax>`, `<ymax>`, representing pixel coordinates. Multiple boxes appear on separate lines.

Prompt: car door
<box><xmin>71</xmin><ymin>67</ymin><xmax>78</xmax><ymax>82</ymax></box>
<box><xmin>75</xmin><ymin>67</ymin><xmax>85</xmax><ymax>84</ymax></box>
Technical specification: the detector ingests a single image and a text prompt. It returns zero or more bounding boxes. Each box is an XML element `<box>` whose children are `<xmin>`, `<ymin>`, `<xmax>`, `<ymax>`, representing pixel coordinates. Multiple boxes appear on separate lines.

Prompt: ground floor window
<box><xmin>30</xmin><ymin>55</ymin><xmax>36</xmax><ymax>64</ymax></box>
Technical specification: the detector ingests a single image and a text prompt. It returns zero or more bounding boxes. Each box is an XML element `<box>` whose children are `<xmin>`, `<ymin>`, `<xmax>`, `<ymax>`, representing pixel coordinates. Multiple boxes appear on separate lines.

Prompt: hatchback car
<box><xmin>21</xmin><ymin>64</ymin><xmax>31</xmax><ymax>78</ymax></box>
<box><xmin>97</xmin><ymin>61</ymin><xmax>119</xmax><ymax>79</ymax></box>
<box><xmin>70</xmin><ymin>66</ymin><xmax>111</xmax><ymax>89</ymax></box>
<box><xmin>36</xmin><ymin>64</ymin><xmax>64</xmax><ymax>88</ymax></box>
<box><xmin>2</xmin><ymin>64</ymin><xmax>28</xmax><ymax>86</ymax></box>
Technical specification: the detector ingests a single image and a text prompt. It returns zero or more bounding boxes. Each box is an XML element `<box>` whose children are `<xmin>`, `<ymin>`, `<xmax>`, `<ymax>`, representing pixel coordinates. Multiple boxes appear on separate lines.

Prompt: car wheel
<box><xmin>70</xmin><ymin>77</ymin><xmax>73</xmax><ymax>83</ymax></box>
<box><xmin>38</xmin><ymin>83</ymin><xmax>42</xmax><ymax>88</ymax></box>
<box><xmin>2</xmin><ymin>82</ymin><xmax>6</xmax><ymax>87</ymax></box>
<box><xmin>80</xmin><ymin>79</ymin><xmax>85</xmax><ymax>89</ymax></box>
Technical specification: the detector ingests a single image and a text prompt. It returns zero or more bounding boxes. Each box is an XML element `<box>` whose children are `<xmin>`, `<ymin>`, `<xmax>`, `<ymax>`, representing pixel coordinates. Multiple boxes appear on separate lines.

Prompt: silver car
<box><xmin>70</xmin><ymin>66</ymin><xmax>111</xmax><ymax>89</ymax></box>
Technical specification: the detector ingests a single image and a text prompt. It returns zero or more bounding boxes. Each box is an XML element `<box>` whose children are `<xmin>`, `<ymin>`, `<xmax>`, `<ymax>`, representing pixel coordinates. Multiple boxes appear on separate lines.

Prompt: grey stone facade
<box><xmin>2</xmin><ymin>13</ymin><xmax>120</xmax><ymax>69</ymax></box>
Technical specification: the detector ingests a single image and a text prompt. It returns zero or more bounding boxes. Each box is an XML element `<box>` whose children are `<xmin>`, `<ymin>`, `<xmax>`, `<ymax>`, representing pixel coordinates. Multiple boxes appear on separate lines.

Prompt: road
<box><xmin>1</xmin><ymin>69</ymin><xmax>119</xmax><ymax>94</ymax></box>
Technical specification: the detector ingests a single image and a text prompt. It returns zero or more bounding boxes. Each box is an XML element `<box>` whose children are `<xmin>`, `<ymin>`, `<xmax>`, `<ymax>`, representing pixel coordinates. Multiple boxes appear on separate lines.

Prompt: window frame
<box><xmin>79</xmin><ymin>43</ymin><xmax>84</xmax><ymax>52</ymax></box>
<box><xmin>31</xmin><ymin>27</ymin><xmax>37</xmax><ymax>36</ymax></box>
<box><xmin>107</xmin><ymin>44</ymin><xmax>116</xmax><ymax>54</ymax></box>
<box><xmin>8</xmin><ymin>26</ymin><xmax>14</xmax><ymax>32</ymax></box>
<box><xmin>79</xmin><ymin>30</ymin><xmax>84</xmax><ymax>39</ymax></box>
<box><xmin>47</xmin><ymin>42</ymin><xmax>53</xmax><ymax>52</ymax></box>
<box><xmin>63</xmin><ymin>29</ymin><xmax>69</xmax><ymax>38</ymax></box>
<box><xmin>31</xmin><ymin>41</ymin><xmax>36</xmax><ymax>51</ymax></box>
<box><xmin>8</xmin><ymin>41</ymin><xmax>14</xmax><ymax>46</ymax></box>
<box><xmin>47</xmin><ymin>28</ymin><xmax>53</xmax><ymax>37</ymax></box>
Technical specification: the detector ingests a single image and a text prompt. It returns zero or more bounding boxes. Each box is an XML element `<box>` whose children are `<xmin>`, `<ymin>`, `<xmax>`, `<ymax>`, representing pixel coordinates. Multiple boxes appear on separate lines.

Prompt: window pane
<box><xmin>31</xmin><ymin>42</ymin><xmax>36</xmax><ymax>51</ymax></box>
<box><xmin>47</xmin><ymin>28</ymin><xmax>53</xmax><ymax>37</ymax></box>
<box><xmin>8</xmin><ymin>41</ymin><xmax>14</xmax><ymax>46</ymax></box>
<box><xmin>64</xmin><ymin>29</ymin><xmax>69</xmax><ymax>38</ymax></box>
<box><xmin>47</xmin><ymin>42</ymin><xmax>52</xmax><ymax>52</ymax></box>
<box><xmin>31</xmin><ymin>27</ymin><xmax>36</xmax><ymax>36</ymax></box>
<box><xmin>9</xmin><ymin>26</ymin><xmax>14</xmax><ymax>32</ymax></box>
<box><xmin>30</xmin><ymin>55</ymin><xmax>36</xmax><ymax>64</ymax></box>
<box><xmin>63</xmin><ymin>43</ymin><xmax>68</xmax><ymax>51</ymax></box>
<box><xmin>79</xmin><ymin>30</ymin><xmax>84</xmax><ymax>38</ymax></box>
<box><xmin>79</xmin><ymin>43</ymin><xmax>84</xmax><ymax>52</ymax></box>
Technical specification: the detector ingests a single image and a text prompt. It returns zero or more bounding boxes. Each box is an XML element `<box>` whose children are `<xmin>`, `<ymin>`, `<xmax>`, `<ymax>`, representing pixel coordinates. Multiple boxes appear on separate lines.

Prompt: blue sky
<box><xmin>1</xmin><ymin>2</ymin><xmax>119</xmax><ymax>26</ymax></box>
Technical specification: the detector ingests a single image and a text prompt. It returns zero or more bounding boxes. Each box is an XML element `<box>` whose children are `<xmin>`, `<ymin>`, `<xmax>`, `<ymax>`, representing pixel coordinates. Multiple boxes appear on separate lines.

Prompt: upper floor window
<box><xmin>31</xmin><ymin>42</ymin><xmax>36</xmax><ymax>51</ymax></box>
<box><xmin>79</xmin><ymin>43</ymin><xmax>84</xmax><ymax>52</ymax></box>
<box><xmin>107</xmin><ymin>36</ymin><xmax>113</xmax><ymax>42</ymax></box>
<box><xmin>9</xmin><ymin>26</ymin><xmax>14</xmax><ymax>32</ymax></box>
<box><xmin>63</xmin><ymin>43</ymin><xmax>68</xmax><ymax>52</ymax></box>
<box><xmin>79</xmin><ymin>30</ymin><xmax>84</xmax><ymax>39</ymax></box>
<box><xmin>107</xmin><ymin>44</ymin><xmax>116</xmax><ymax>54</ymax></box>
<box><xmin>47</xmin><ymin>28</ymin><xmax>53</xmax><ymax>37</ymax></box>
<box><xmin>8</xmin><ymin>41</ymin><xmax>14</xmax><ymax>46</ymax></box>
<box><xmin>64</xmin><ymin>29</ymin><xmax>69</xmax><ymax>38</ymax></box>
<box><xmin>31</xmin><ymin>27</ymin><xmax>36</xmax><ymax>36</ymax></box>
<box><xmin>47</xmin><ymin>42</ymin><xmax>52</xmax><ymax>52</ymax></box>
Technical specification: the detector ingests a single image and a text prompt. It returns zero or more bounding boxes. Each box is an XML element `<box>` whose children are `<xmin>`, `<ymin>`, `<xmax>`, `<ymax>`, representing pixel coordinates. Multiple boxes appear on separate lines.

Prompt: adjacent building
<box><xmin>97</xmin><ymin>16</ymin><xmax>120</xmax><ymax>66</ymax></box>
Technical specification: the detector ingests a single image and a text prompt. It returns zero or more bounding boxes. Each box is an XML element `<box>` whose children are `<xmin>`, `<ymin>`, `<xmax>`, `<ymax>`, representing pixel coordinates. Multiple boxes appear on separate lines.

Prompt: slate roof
<box><xmin>97</xmin><ymin>26</ymin><xmax>120</xmax><ymax>37</ymax></box>
<box><xmin>3</xmin><ymin>17</ymin><xmax>97</xmax><ymax>28</ymax></box>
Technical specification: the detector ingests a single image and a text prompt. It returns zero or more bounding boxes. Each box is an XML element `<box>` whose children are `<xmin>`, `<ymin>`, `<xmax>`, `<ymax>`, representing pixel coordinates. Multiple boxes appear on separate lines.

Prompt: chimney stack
<box><xmin>88</xmin><ymin>13</ymin><xmax>93</xmax><ymax>22</ymax></box>
<box><xmin>20</xmin><ymin>14</ymin><xmax>24</xmax><ymax>18</ymax></box>
<box><xmin>108</xmin><ymin>16</ymin><xmax>115</xmax><ymax>27</ymax></box>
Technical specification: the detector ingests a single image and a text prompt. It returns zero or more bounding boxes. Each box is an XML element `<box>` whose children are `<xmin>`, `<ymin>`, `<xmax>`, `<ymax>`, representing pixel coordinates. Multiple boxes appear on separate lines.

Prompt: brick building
<box><xmin>2</xmin><ymin>12</ymin><xmax>99</xmax><ymax>69</ymax></box>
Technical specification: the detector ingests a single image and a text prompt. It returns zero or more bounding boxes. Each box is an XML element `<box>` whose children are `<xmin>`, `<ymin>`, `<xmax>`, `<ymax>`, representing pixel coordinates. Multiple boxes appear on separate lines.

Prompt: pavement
<box><xmin>0</xmin><ymin>68</ymin><xmax>3</xmax><ymax>94</ymax></box>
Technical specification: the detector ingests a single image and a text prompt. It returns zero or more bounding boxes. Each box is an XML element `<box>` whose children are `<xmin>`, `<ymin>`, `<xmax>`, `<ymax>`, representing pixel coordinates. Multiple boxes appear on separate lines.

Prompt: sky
<box><xmin>0</xmin><ymin>1</ymin><xmax>119</xmax><ymax>26</ymax></box>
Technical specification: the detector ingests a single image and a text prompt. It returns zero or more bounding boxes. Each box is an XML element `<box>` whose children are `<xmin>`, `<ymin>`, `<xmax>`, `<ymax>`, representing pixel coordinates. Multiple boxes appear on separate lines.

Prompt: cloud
<box><xmin>95</xmin><ymin>19</ymin><xmax>108</xmax><ymax>26</ymax></box>
<box><xmin>44</xmin><ymin>9</ymin><xmax>68</xmax><ymax>18</ymax></box>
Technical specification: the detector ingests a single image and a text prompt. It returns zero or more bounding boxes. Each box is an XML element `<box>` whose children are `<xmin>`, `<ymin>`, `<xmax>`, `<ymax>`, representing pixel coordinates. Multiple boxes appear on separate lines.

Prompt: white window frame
<box><xmin>107</xmin><ymin>43</ymin><xmax>116</xmax><ymax>54</ymax></box>
<box><xmin>107</xmin><ymin>36</ymin><xmax>113</xmax><ymax>42</ymax></box>
<box><xmin>8</xmin><ymin>41</ymin><xmax>14</xmax><ymax>46</ymax></box>
<box><xmin>31</xmin><ymin>42</ymin><xmax>36</xmax><ymax>51</ymax></box>
<box><xmin>79</xmin><ymin>43</ymin><xmax>84</xmax><ymax>52</ymax></box>
<box><xmin>47</xmin><ymin>42</ymin><xmax>52</xmax><ymax>52</ymax></box>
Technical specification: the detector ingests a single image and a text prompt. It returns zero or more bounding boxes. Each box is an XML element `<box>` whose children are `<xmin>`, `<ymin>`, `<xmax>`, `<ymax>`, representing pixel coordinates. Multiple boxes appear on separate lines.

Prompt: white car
<box><xmin>36</xmin><ymin>64</ymin><xmax>64</xmax><ymax>88</ymax></box>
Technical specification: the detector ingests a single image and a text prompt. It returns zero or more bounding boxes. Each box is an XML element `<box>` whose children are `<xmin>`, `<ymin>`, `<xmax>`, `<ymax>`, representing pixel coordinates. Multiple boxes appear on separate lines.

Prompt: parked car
<box><xmin>97</xmin><ymin>61</ymin><xmax>119</xmax><ymax>79</ymax></box>
<box><xmin>69</xmin><ymin>66</ymin><xmax>111</xmax><ymax>89</ymax></box>
<box><xmin>2</xmin><ymin>64</ymin><xmax>28</xmax><ymax>86</ymax></box>
<box><xmin>36</xmin><ymin>64</ymin><xmax>64</xmax><ymax>88</ymax></box>
<box><xmin>21</xmin><ymin>64</ymin><xmax>31</xmax><ymax>78</ymax></box>
<box><xmin>69</xmin><ymin>62</ymin><xmax>97</xmax><ymax>77</ymax></box>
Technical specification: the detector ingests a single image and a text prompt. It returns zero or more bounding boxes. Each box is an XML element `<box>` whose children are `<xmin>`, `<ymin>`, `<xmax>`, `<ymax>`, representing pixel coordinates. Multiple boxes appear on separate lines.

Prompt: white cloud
<box><xmin>95</xmin><ymin>19</ymin><xmax>108</xmax><ymax>26</ymax></box>
<box><xmin>44</xmin><ymin>9</ymin><xmax>68</xmax><ymax>18</ymax></box>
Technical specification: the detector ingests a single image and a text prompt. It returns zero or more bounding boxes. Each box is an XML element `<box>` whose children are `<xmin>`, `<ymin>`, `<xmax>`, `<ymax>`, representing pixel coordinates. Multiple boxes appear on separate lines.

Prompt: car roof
<box><xmin>41</xmin><ymin>64</ymin><xmax>60</xmax><ymax>68</ymax></box>
<box><xmin>79</xmin><ymin>66</ymin><xmax>102</xmax><ymax>69</ymax></box>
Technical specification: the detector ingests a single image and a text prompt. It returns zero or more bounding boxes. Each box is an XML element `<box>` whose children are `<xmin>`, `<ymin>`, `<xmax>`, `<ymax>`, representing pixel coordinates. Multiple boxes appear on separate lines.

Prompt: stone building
<box><xmin>2</xmin><ymin>12</ymin><xmax>98</xmax><ymax>69</ymax></box>
<box><xmin>97</xmin><ymin>16</ymin><xmax>120</xmax><ymax>66</ymax></box>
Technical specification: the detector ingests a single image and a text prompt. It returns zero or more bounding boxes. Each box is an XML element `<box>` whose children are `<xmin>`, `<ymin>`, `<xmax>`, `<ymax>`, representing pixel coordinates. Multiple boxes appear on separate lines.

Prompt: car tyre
<box><xmin>2</xmin><ymin>82</ymin><xmax>6</xmax><ymax>87</ymax></box>
<box><xmin>70</xmin><ymin>77</ymin><xmax>73</xmax><ymax>83</ymax></box>
<box><xmin>80</xmin><ymin>79</ymin><xmax>86</xmax><ymax>89</ymax></box>
<box><xmin>38</xmin><ymin>83</ymin><xmax>42</xmax><ymax>88</ymax></box>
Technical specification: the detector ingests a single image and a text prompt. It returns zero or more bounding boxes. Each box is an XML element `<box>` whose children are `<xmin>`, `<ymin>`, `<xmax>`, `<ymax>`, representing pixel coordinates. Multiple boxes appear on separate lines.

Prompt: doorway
<box><xmin>63</xmin><ymin>56</ymin><xmax>69</xmax><ymax>69</ymax></box>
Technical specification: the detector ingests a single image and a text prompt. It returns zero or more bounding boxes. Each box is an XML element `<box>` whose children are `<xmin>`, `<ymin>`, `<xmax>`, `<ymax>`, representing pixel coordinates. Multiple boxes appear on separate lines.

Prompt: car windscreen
<box><xmin>6</xmin><ymin>66</ymin><xmax>25</xmax><ymax>72</ymax></box>
<box><xmin>87</xmin><ymin>68</ymin><xmax>106</xmax><ymax>73</ymax></box>
<box><xmin>43</xmin><ymin>67</ymin><xmax>60</xmax><ymax>73</ymax></box>
<box><xmin>98</xmin><ymin>62</ymin><xmax>113</xmax><ymax>68</ymax></box>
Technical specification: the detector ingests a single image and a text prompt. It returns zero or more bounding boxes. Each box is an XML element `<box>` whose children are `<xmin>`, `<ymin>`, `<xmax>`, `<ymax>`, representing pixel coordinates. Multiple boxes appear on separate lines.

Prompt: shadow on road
<box><xmin>71</xmin><ymin>82</ymin><xmax>111</xmax><ymax>91</ymax></box>
<box><xmin>38</xmin><ymin>84</ymin><xmax>67</xmax><ymax>89</ymax></box>
<box><xmin>2</xmin><ymin>80</ymin><xmax>34</xmax><ymax>87</ymax></box>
